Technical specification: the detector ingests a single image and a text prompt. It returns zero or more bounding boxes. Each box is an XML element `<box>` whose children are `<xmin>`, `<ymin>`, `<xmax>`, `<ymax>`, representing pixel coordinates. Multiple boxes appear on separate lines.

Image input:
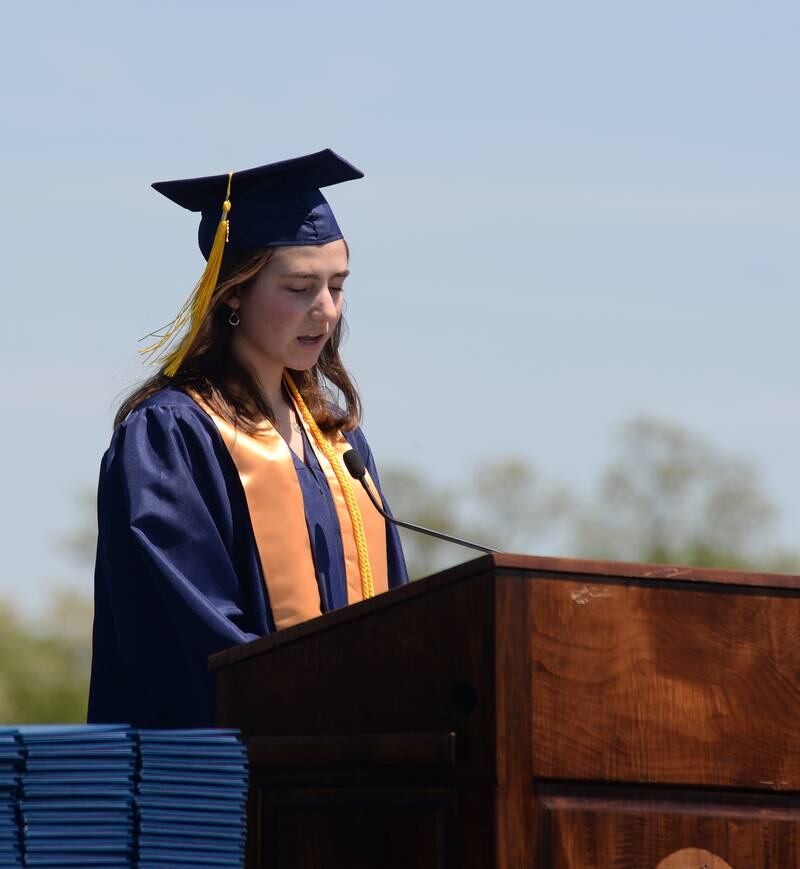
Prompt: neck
<box><xmin>230</xmin><ymin>340</ymin><xmax>289</xmax><ymax>415</ymax></box>
<box><xmin>256</xmin><ymin>367</ymin><xmax>288</xmax><ymax>414</ymax></box>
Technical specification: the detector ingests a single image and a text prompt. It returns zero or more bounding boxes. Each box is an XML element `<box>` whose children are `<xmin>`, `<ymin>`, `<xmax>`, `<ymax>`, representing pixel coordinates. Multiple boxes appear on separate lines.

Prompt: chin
<box><xmin>286</xmin><ymin>354</ymin><xmax>322</xmax><ymax>372</ymax></box>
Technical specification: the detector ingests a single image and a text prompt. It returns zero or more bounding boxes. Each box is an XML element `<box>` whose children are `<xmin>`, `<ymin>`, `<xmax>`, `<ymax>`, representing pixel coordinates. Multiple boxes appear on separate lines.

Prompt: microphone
<box><xmin>342</xmin><ymin>449</ymin><xmax>495</xmax><ymax>554</ymax></box>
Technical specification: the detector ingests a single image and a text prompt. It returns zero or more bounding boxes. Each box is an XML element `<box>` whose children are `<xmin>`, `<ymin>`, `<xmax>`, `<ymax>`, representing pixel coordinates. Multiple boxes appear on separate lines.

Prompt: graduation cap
<box><xmin>142</xmin><ymin>149</ymin><xmax>363</xmax><ymax>377</ymax></box>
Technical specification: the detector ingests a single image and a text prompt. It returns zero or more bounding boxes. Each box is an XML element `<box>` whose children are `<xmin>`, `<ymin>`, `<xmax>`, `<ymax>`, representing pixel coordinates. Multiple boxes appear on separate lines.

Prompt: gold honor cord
<box><xmin>283</xmin><ymin>373</ymin><xmax>375</xmax><ymax>600</ymax></box>
<box><xmin>140</xmin><ymin>172</ymin><xmax>235</xmax><ymax>377</ymax></box>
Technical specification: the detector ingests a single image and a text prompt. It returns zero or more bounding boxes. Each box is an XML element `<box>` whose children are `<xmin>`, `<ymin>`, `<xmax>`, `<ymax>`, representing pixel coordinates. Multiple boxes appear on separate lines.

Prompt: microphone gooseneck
<box><xmin>342</xmin><ymin>449</ymin><xmax>495</xmax><ymax>555</ymax></box>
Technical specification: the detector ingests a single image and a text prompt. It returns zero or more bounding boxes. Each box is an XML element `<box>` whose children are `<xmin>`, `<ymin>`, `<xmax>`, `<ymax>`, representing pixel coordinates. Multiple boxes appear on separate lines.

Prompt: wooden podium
<box><xmin>209</xmin><ymin>553</ymin><xmax>800</xmax><ymax>868</ymax></box>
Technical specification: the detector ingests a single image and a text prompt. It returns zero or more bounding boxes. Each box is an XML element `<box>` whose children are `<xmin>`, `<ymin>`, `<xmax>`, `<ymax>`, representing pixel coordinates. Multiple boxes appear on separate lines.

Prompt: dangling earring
<box><xmin>228</xmin><ymin>310</ymin><xmax>240</xmax><ymax>326</ymax></box>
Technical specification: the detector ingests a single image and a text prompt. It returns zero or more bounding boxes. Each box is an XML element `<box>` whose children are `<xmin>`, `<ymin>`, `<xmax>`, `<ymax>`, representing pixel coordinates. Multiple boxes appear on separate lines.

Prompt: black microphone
<box><xmin>342</xmin><ymin>449</ymin><xmax>495</xmax><ymax>554</ymax></box>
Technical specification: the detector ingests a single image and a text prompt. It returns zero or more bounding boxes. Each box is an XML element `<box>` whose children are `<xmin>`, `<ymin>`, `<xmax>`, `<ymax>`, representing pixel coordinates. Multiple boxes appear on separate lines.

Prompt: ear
<box><xmin>225</xmin><ymin>288</ymin><xmax>242</xmax><ymax>311</ymax></box>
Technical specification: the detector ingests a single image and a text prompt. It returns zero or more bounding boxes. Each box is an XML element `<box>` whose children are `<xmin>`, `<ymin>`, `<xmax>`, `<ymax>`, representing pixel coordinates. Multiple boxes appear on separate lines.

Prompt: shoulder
<box><xmin>98</xmin><ymin>389</ymin><xmax>242</xmax><ymax>529</ymax></box>
<box><xmin>116</xmin><ymin>387</ymin><xmax>216</xmax><ymax>435</ymax></box>
<box><xmin>124</xmin><ymin>386</ymin><xmax>207</xmax><ymax>418</ymax></box>
<box><xmin>106</xmin><ymin>387</ymin><xmax>224</xmax><ymax>470</ymax></box>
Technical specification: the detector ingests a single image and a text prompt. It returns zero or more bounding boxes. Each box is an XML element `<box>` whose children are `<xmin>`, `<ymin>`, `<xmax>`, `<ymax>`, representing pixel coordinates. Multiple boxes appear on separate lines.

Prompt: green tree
<box><xmin>0</xmin><ymin>589</ymin><xmax>92</xmax><ymax>724</ymax></box>
<box><xmin>0</xmin><ymin>490</ymin><xmax>95</xmax><ymax>725</ymax></box>
<box><xmin>382</xmin><ymin>416</ymin><xmax>799</xmax><ymax>577</ymax></box>
<box><xmin>574</xmin><ymin>415</ymin><xmax>799</xmax><ymax>571</ymax></box>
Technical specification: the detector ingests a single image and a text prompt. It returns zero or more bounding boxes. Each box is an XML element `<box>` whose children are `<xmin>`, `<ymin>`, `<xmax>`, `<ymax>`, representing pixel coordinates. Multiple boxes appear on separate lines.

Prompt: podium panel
<box><xmin>539</xmin><ymin>787</ymin><xmax>800</xmax><ymax>867</ymax></box>
<box><xmin>257</xmin><ymin>785</ymin><xmax>453</xmax><ymax>869</ymax></box>
<box><xmin>529</xmin><ymin>578</ymin><xmax>800</xmax><ymax>787</ymax></box>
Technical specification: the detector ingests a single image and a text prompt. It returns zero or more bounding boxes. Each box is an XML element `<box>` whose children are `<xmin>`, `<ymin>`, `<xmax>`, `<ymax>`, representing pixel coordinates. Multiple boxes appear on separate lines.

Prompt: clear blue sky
<box><xmin>2</xmin><ymin>0</ymin><xmax>798</xmax><ymax>611</ymax></box>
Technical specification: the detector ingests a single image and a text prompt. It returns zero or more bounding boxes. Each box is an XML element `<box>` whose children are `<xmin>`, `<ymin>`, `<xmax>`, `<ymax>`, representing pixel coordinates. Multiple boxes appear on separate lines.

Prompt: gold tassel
<box><xmin>140</xmin><ymin>172</ymin><xmax>234</xmax><ymax>377</ymax></box>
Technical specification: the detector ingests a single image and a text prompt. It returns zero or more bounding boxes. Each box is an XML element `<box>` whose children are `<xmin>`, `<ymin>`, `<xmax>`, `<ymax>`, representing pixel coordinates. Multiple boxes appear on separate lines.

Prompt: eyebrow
<box><xmin>280</xmin><ymin>269</ymin><xmax>350</xmax><ymax>279</ymax></box>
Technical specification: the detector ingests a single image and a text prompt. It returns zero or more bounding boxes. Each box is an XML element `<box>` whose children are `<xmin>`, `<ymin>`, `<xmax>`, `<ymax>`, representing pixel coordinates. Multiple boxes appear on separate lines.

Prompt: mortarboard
<box><xmin>152</xmin><ymin>149</ymin><xmax>364</xmax><ymax>259</ymax></box>
<box><xmin>143</xmin><ymin>149</ymin><xmax>363</xmax><ymax>376</ymax></box>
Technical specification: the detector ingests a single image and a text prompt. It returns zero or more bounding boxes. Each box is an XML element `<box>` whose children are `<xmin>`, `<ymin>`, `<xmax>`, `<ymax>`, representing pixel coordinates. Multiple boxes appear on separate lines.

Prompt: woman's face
<box><xmin>228</xmin><ymin>239</ymin><xmax>348</xmax><ymax>378</ymax></box>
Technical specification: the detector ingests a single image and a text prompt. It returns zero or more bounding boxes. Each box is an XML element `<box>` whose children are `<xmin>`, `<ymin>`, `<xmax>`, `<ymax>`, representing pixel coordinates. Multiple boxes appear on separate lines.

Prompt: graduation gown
<box><xmin>87</xmin><ymin>388</ymin><xmax>408</xmax><ymax>728</ymax></box>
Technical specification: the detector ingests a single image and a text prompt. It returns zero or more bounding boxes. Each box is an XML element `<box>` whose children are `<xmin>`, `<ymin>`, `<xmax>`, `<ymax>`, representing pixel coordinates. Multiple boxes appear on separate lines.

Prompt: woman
<box><xmin>88</xmin><ymin>150</ymin><xmax>408</xmax><ymax>728</ymax></box>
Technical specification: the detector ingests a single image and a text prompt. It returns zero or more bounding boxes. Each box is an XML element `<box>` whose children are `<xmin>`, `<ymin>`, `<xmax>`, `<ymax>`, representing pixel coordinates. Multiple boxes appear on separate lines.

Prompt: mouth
<box><xmin>297</xmin><ymin>333</ymin><xmax>326</xmax><ymax>348</ymax></box>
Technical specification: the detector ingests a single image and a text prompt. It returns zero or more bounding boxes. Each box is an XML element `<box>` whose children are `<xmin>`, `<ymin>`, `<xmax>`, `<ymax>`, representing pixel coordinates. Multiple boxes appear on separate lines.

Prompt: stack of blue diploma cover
<box><xmin>17</xmin><ymin>724</ymin><xmax>136</xmax><ymax>868</ymax></box>
<box><xmin>135</xmin><ymin>729</ymin><xmax>248</xmax><ymax>868</ymax></box>
<box><xmin>0</xmin><ymin>726</ymin><xmax>247</xmax><ymax>868</ymax></box>
<box><xmin>0</xmin><ymin>728</ymin><xmax>23</xmax><ymax>868</ymax></box>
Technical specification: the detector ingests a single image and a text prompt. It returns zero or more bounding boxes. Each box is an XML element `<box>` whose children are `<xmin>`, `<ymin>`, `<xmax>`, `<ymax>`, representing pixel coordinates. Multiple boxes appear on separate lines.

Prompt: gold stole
<box><xmin>194</xmin><ymin>395</ymin><xmax>389</xmax><ymax>629</ymax></box>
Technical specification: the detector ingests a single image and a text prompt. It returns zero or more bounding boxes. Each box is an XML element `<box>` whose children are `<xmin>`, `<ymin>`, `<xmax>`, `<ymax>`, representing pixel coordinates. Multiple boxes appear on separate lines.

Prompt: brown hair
<box><xmin>115</xmin><ymin>247</ymin><xmax>361</xmax><ymax>433</ymax></box>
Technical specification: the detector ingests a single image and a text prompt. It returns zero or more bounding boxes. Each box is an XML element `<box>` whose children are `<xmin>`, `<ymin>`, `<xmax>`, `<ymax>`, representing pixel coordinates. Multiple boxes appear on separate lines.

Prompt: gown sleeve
<box><xmin>88</xmin><ymin>402</ymin><xmax>265</xmax><ymax>728</ymax></box>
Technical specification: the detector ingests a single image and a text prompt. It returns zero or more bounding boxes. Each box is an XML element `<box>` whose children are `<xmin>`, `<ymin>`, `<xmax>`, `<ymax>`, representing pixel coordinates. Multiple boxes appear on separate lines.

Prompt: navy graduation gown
<box><xmin>88</xmin><ymin>388</ymin><xmax>408</xmax><ymax>728</ymax></box>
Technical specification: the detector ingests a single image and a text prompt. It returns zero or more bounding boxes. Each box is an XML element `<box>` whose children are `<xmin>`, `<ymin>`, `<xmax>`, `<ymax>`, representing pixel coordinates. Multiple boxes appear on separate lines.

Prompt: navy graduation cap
<box><xmin>152</xmin><ymin>148</ymin><xmax>364</xmax><ymax>259</ymax></box>
<box><xmin>144</xmin><ymin>149</ymin><xmax>363</xmax><ymax>377</ymax></box>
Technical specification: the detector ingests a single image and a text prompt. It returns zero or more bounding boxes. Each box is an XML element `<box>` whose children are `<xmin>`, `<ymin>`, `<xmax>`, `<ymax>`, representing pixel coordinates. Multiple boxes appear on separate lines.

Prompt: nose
<box><xmin>310</xmin><ymin>287</ymin><xmax>340</xmax><ymax>322</ymax></box>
